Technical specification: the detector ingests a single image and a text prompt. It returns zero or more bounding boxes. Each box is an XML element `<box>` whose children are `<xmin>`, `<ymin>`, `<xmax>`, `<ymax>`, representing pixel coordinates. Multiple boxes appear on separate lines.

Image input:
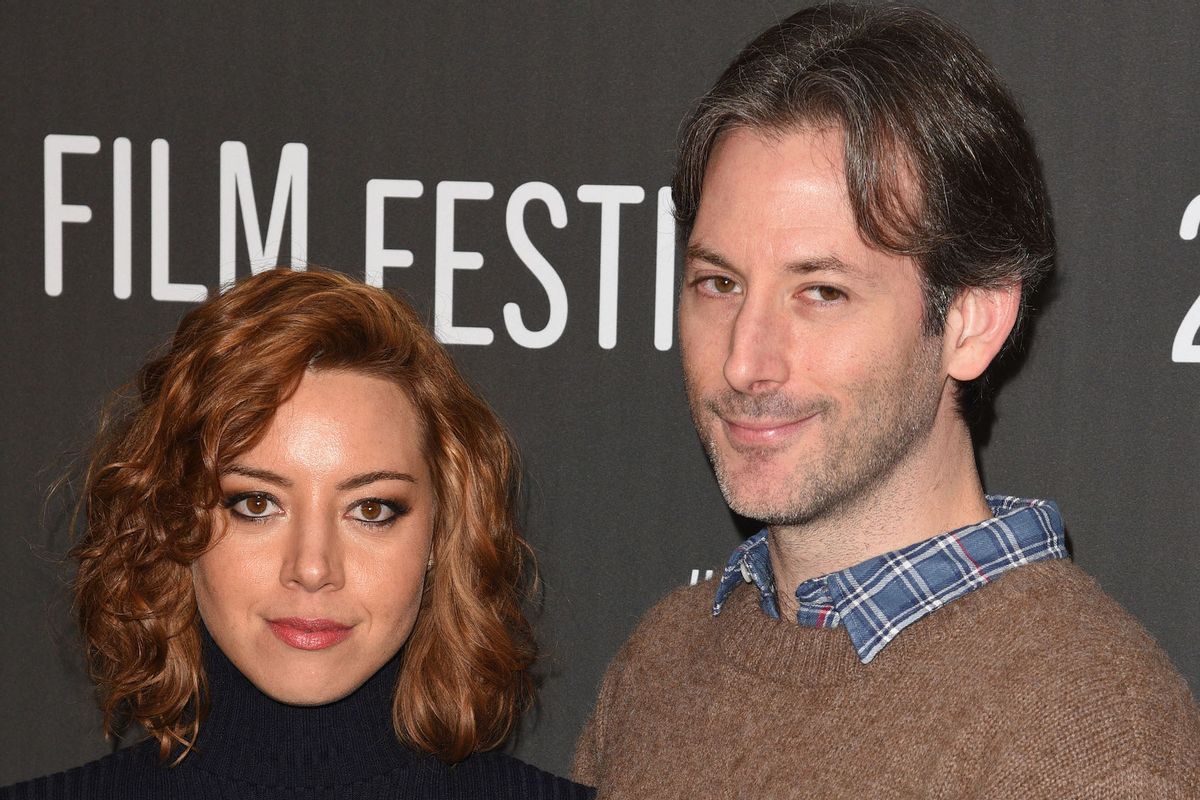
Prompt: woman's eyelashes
<box><xmin>222</xmin><ymin>491</ymin><xmax>281</xmax><ymax>522</ymax></box>
<box><xmin>346</xmin><ymin>498</ymin><xmax>409</xmax><ymax>527</ymax></box>
<box><xmin>220</xmin><ymin>492</ymin><xmax>410</xmax><ymax>528</ymax></box>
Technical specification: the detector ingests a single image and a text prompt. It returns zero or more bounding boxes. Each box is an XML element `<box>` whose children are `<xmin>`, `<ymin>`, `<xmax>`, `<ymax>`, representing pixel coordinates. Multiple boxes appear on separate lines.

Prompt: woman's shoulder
<box><xmin>0</xmin><ymin>741</ymin><xmax>164</xmax><ymax>800</ymax></box>
<box><xmin>2</xmin><ymin>743</ymin><xmax>594</xmax><ymax>799</ymax></box>
<box><xmin>446</xmin><ymin>751</ymin><xmax>595</xmax><ymax>799</ymax></box>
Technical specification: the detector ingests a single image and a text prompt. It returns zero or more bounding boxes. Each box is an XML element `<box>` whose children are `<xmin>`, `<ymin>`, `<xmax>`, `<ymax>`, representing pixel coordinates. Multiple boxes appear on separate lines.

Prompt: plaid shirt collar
<box><xmin>713</xmin><ymin>496</ymin><xmax>1067</xmax><ymax>663</ymax></box>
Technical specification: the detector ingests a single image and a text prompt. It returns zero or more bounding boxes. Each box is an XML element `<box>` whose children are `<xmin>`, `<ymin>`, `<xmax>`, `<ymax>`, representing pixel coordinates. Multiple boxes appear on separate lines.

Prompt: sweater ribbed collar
<box><xmin>185</xmin><ymin>631</ymin><xmax>424</xmax><ymax>788</ymax></box>
<box><xmin>713</xmin><ymin>582</ymin><xmax>865</xmax><ymax>687</ymax></box>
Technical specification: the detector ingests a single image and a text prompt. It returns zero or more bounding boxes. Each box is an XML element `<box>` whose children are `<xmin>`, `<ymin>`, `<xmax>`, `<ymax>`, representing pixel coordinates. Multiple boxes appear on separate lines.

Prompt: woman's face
<box><xmin>193</xmin><ymin>368</ymin><xmax>434</xmax><ymax>705</ymax></box>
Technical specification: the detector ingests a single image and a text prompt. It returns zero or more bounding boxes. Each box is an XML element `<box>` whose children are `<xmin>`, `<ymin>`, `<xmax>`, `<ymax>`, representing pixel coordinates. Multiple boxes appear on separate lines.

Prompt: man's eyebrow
<box><xmin>220</xmin><ymin>464</ymin><xmax>293</xmax><ymax>487</ymax></box>
<box><xmin>336</xmin><ymin>471</ymin><xmax>417</xmax><ymax>491</ymax></box>
<box><xmin>684</xmin><ymin>244</ymin><xmax>736</xmax><ymax>272</ymax></box>
<box><xmin>686</xmin><ymin>245</ymin><xmax>872</xmax><ymax>282</ymax></box>
<box><xmin>784</xmin><ymin>255</ymin><xmax>868</xmax><ymax>278</ymax></box>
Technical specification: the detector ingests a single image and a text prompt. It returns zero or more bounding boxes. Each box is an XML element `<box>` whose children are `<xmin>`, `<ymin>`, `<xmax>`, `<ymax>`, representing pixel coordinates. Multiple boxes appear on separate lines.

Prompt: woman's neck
<box><xmin>186</xmin><ymin>630</ymin><xmax>420</xmax><ymax>788</ymax></box>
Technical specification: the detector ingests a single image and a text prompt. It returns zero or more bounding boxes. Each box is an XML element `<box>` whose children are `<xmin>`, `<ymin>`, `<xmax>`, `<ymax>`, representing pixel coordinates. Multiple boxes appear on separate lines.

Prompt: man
<box><xmin>573</xmin><ymin>4</ymin><xmax>1200</xmax><ymax>798</ymax></box>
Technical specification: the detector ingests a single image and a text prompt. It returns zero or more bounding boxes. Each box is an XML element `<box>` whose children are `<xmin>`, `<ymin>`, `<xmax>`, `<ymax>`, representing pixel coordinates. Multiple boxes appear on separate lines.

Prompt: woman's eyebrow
<box><xmin>336</xmin><ymin>471</ymin><xmax>417</xmax><ymax>491</ymax></box>
<box><xmin>221</xmin><ymin>464</ymin><xmax>292</xmax><ymax>487</ymax></box>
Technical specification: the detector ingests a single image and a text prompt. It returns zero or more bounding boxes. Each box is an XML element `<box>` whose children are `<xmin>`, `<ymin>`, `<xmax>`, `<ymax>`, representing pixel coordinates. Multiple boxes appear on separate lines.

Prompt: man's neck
<box><xmin>766</xmin><ymin>411</ymin><xmax>990</xmax><ymax>620</ymax></box>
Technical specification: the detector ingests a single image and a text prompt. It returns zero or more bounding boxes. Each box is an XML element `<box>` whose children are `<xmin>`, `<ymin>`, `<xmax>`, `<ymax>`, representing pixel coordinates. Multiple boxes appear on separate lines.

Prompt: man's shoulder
<box><xmin>621</xmin><ymin>581</ymin><xmax>716</xmax><ymax>650</ymax></box>
<box><xmin>924</xmin><ymin>558</ymin><xmax>1200</xmax><ymax>790</ymax></box>
<box><xmin>920</xmin><ymin>559</ymin><xmax>1181</xmax><ymax>675</ymax></box>
<box><xmin>949</xmin><ymin>558</ymin><xmax>1175</xmax><ymax>659</ymax></box>
<box><xmin>916</xmin><ymin>558</ymin><xmax>1200</xmax><ymax>741</ymax></box>
<box><xmin>592</xmin><ymin>581</ymin><xmax>717</xmax><ymax>690</ymax></box>
<box><xmin>639</xmin><ymin>580</ymin><xmax>716</xmax><ymax>626</ymax></box>
<box><xmin>571</xmin><ymin>581</ymin><xmax>721</xmax><ymax>787</ymax></box>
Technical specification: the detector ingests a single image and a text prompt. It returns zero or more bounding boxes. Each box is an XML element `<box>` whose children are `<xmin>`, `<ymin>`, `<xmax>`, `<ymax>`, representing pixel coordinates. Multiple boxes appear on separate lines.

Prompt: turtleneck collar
<box><xmin>185</xmin><ymin>629</ymin><xmax>425</xmax><ymax>788</ymax></box>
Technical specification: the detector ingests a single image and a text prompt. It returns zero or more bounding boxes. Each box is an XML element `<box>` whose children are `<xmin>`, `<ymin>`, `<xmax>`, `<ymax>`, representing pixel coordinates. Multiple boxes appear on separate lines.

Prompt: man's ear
<box><xmin>941</xmin><ymin>284</ymin><xmax>1020</xmax><ymax>382</ymax></box>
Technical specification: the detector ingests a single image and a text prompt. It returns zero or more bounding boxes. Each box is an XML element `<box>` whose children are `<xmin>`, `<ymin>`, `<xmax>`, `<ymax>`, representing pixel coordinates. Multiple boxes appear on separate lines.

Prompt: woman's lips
<box><xmin>267</xmin><ymin>618</ymin><xmax>353</xmax><ymax>651</ymax></box>
<box><xmin>721</xmin><ymin>414</ymin><xmax>817</xmax><ymax>448</ymax></box>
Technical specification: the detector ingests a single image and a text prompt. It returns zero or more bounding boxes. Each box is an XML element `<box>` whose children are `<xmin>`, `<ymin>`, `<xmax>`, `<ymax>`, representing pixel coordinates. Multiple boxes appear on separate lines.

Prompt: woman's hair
<box><xmin>71</xmin><ymin>267</ymin><xmax>535</xmax><ymax>763</ymax></box>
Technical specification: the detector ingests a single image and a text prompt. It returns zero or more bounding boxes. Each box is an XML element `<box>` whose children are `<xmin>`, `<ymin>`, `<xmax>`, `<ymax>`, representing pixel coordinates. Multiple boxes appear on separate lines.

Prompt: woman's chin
<box><xmin>251</xmin><ymin>672</ymin><xmax>364</xmax><ymax>706</ymax></box>
<box><xmin>233</xmin><ymin>645</ymin><xmax>384</xmax><ymax>707</ymax></box>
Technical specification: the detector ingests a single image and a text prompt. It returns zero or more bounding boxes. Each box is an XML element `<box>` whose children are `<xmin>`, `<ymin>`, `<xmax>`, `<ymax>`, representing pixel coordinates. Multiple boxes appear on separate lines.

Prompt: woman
<box><xmin>2</xmin><ymin>268</ymin><xmax>592</xmax><ymax>799</ymax></box>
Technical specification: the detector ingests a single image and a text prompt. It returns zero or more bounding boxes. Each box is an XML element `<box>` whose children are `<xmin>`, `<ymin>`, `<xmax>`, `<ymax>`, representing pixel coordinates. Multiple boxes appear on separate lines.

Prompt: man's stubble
<box><xmin>685</xmin><ymin>334</ymin><xmax>946</xmax><ymax>528</ymax></box>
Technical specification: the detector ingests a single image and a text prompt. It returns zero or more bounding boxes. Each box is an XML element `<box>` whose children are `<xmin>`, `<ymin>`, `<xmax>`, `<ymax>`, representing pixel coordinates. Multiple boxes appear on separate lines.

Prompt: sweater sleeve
<box><xmin>570</xmin><ymin>584</ymin><xmax>701</xmax><ymax>787</ymax></box>
<box><xmin>967</xmin><ymin>632</ymin><xmax>1200</xmax><ymax>798</ymax></box>
<box><xmin>973</xmin><ymin>712</ymin><xmax>1200</xmax><ymax>800</ymax></box>
<box><xmin>571</xmin><ymin>712</ymin><xmax>601</xmax><ymax>786</ymax></box>
<box><xmin>572</xmin><ymin>645</ymin><xmax>627</xmax><ymax>786</ymax></box>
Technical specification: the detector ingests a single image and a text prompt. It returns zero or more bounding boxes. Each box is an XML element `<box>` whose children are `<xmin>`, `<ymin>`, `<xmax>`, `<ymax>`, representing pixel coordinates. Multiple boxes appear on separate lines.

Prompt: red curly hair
<box><xmin>71</xmin><ymin>267</ymin><xmax>535</xmax><ymax>763</ymax></box>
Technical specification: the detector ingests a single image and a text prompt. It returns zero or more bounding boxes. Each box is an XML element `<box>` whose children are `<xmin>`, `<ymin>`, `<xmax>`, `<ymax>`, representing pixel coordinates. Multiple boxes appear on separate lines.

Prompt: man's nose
<box><xmin>723</xmin><ymin>291</ymin><xmax>790</xmax><ymax>394</ymax></box>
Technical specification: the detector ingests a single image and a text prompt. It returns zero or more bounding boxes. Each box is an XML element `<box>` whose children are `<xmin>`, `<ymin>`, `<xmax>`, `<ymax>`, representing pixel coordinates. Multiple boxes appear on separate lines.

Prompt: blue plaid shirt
<box><xmin>713</xmin><ymin>496</ymin><xmax>1067</xmax><ymax>663</ymax></box>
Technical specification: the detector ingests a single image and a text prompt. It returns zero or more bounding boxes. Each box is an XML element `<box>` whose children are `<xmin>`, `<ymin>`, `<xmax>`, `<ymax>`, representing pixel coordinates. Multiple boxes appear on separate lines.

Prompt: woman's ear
<box><xmin>941</xmin><ymin>283</ymin><xmax>1020</xmax><ymax>382</ymax></box>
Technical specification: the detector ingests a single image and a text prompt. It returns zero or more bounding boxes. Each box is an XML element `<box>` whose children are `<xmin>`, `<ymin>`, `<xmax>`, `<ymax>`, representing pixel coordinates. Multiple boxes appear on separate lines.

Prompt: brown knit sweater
<box><xmin>573</xmin><ymin>560</ymin><xmax>1200</xmax><ymax>799</ymax></box>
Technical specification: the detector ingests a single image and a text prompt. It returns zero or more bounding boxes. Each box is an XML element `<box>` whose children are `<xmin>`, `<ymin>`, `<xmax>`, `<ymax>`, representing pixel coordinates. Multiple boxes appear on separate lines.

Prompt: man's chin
<box><xmin>724</xmin><ymin>492</ymin><xmax>828</xmax><ymax>528</ymax></box>
<box><xmin>716</xmin><ymin>471</ymin><xmax>801</xmax><ymax>523</ymax></box>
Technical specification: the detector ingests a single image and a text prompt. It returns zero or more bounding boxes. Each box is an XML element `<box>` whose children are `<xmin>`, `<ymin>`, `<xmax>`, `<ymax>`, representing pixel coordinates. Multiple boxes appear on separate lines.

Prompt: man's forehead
<box><xmin>701</xmin><ymin>123</ymin><xmax>920</xmax><ymax>228</ymax></box>
<box><xmin>707</xmin><ymin>125</ymin><xmax>848</xmax><ymax>180</ymax></box>
<box><xmin>693</xmin><ymin>131</ymin><xmax>850</xmax><ymax>230</ymax></box>
<box><xmin>688</xmin><ymin>127</ymin><xmax>919</xmax><ymax>283</ymax></box>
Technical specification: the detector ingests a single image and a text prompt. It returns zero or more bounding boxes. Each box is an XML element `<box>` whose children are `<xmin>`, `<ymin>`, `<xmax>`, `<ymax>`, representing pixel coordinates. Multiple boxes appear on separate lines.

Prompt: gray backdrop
<box><xmin>3</xmin><ymin>0</ymin><xmax>1198</xmax><ymax>785</ymax></box>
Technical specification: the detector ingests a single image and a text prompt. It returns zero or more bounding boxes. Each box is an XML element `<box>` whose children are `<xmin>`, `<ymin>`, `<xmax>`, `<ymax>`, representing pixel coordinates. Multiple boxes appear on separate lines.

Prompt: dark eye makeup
<box><xmin>221</xmin><ymin>491</ymin><xmax>281</xmax><ymax>522</ymax></box>
<box><xmin>219</xmin><ymin>491</ymin><xmax>410</xmax><ymax>528</ymax></box>
<box><xmin>348</xmin><ymin>498</ymin><xmax>411</xmax><ymax>527</ymax></box>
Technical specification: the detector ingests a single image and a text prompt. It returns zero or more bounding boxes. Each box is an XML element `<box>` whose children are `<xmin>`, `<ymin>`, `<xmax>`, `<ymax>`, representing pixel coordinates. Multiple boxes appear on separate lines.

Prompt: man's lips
<box><xmin>267</xmin><ymin>618</ymin><xmax>354</xmax><ymax>651</ymax></box>
<box><xmin>720</xmin><ymin>413</ymin><xmax>819</xmax><ymax>448</ymax></box>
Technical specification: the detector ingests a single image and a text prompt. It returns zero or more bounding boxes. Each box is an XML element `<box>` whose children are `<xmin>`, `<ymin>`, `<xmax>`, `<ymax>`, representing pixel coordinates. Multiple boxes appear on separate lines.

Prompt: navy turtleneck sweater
<box><xmin>1</xmin><ymin>640</ymin><xmax>593</xmax><ymax>799</ymax></box>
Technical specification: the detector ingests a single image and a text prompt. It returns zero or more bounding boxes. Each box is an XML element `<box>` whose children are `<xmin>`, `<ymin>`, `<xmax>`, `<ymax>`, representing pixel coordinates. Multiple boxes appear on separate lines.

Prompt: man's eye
<box><xmin>224</xmin><ymin>493</ymin><xmax>280</xmax><ymax>519</ymax></box>
<box><xmin>704</xmin><ymin>276</ymin><xmax>740</xmax><ymax>294</ymax></box>
<box><xmin>805</xmin><ymin>285</ymin><xmax>845</xmax><ymax>302</ymax></box>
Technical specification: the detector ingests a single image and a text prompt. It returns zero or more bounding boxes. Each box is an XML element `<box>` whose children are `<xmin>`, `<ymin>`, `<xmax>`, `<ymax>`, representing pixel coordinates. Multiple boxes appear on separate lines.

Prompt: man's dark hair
<box><xmin>673</xmin><ymin>3</ymin><xmax>1055</xmax><ymax>417</ymax></box>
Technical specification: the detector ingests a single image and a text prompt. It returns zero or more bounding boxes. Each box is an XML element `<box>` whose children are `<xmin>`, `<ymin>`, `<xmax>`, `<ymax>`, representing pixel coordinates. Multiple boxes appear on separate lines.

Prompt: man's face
<box><xmin>680</xmin><ymin>126</ymin><xmax>949</xmax><ymax>526</ymax></box>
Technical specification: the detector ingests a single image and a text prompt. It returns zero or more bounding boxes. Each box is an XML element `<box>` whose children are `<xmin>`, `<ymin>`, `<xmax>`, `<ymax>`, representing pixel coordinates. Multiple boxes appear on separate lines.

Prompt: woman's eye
<box><xmin>224</xmin><ymin>493</ymin><xmax>280</xmax><ymax>520</ymax></box>
<box><xmin>348</xmin><ymin>500</ymin><xmax>402</xmax><ymax>525</ymax></box>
